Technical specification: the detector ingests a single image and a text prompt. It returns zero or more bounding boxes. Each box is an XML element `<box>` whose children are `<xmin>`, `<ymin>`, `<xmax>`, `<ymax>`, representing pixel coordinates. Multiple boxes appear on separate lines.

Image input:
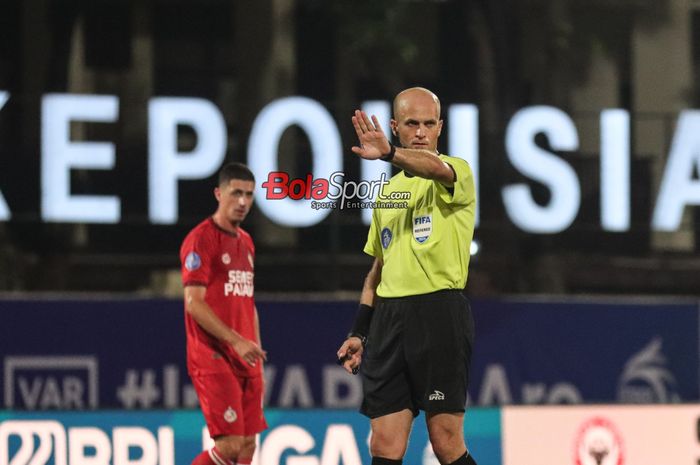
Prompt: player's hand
<box><xmin>232</xmin><ymin>338</ymin><xmax>267</xmax><ymax>367</ymax></box>
<box><xmin>336</xmin><ymin>337</ymin><xmax>364</xmax><ymax>375</ymax></box>
<box><xmin>351</xmin><ymin>110</ymin><xmax>392</xmax><ymax>160</ymax></box>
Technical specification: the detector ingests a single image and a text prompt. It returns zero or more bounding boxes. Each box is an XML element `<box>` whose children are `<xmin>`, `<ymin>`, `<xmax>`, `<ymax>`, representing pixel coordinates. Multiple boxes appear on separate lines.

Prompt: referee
<box><xmin>337</xmin><ymin>87</ymin><xmax>477</xmax><ymax>465</ymax></box>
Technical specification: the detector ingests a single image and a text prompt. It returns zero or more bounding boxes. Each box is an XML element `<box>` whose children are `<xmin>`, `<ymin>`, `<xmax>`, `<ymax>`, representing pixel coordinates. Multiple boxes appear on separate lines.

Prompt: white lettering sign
<box><xmin>148</xmin><ymin>97</ymin><xmax>227</xmax><ymax>224</ymax></box>
<box><xmin>448</xmin><ymin>104</ymin><xmax>479</xmax><ymax>225</ymax></box>
<box><xmin>41</xmin><ymin>94</ymin><xmax>120</xmax><ymax>223</ymax></box>
<box><xmin>248</xmin><ymin>97</ymin><xmax>343</xmax><ymax>227</ymax></box>
<box><xmin>600</xmin><ymin>109</ymin><xmax>630</xmax><ymax>231</ymax></box>
<box><xmin>503</xmin><ymin>106</ymin><xmax>580</xmax><ymax>233</ymax></box>
<box><xmin>652</xmin><ymin>111</ymin><xmax>700</xmax><ymax>230</ymax></box>
<box><xmin>0</xmin><ymin>93</ymin><xmax>697</xmax><ymax>233</ymax></box>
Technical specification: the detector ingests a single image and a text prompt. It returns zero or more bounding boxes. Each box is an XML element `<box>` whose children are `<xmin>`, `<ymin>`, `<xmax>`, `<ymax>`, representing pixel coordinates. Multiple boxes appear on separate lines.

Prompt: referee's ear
<box><xmin>390</xmin><ymin>119</ymin><xmax>398</xmax><ymax>137</ymax></box>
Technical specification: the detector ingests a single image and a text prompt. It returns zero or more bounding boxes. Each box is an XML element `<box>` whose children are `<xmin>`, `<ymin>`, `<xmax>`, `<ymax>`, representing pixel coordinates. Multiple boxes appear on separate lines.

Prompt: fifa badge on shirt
<box><xmin>185</xmin><ymin>252</ymin><xmax>201</xmax><ymax>270</ymax></box>
<box><xmin>381</xmin><ymin>228</ymin><xmax>392</xmax><ymax>249</ymax></box>
<box><xmin>413</xmin><ymin>214</ymin><xmax>432</xmax><ymax>243</ymax></box>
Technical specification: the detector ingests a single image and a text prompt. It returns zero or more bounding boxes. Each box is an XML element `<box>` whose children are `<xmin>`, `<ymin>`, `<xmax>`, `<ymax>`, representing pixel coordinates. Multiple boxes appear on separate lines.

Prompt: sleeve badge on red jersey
<box><xmin>184</xmin><ymin>252</ymin><xmax>201</xmax><ymax>271</ymax></box>
<box><xmin>248</xmin><ymin>252</ymin><xmax>254</xmax><ymax>269</ymax></box>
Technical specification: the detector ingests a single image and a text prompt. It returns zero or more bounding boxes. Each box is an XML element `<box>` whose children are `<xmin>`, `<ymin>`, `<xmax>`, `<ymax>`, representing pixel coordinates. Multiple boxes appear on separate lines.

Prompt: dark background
<box><xmin>0</xmin><ymin>0</ymin><xmax>699</xmax><ymax>296</ymax></box>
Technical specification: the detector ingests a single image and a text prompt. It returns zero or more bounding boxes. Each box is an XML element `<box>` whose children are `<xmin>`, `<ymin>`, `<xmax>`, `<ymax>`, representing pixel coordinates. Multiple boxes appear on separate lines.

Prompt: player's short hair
<box><xmin>218</xmin><ymin>162</ymin><xmax>255</xmax><ymax>186</ymax></box>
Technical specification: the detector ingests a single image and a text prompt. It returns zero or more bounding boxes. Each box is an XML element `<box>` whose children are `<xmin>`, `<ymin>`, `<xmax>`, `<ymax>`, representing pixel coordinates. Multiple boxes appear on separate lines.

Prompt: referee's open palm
<box><xmin>351</xmin><ymin>110</ymin><xmax>392</xmax><ymax>160</ymax></box>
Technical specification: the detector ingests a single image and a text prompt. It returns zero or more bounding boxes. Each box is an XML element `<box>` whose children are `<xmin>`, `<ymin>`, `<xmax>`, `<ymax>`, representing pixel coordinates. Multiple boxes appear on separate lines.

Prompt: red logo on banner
<box><xmin>573</xmin><ymin>416</ymin><xmax>624</xmax><ymax>465</ymax></box>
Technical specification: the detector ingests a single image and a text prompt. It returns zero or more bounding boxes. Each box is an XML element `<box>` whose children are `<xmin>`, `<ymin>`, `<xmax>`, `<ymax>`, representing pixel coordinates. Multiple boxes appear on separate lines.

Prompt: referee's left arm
<box><xmin>389</xmin><ymin>147</ymin><xmax>456</xmax><ymax>187</ymax></box>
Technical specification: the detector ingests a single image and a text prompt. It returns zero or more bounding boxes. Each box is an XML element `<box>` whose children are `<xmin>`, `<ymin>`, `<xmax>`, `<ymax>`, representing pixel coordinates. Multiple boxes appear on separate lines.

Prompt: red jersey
<box><xmin>180</xmin><ymin>217</ymin><xmax>260</xmax><ymax>378</ymax></box>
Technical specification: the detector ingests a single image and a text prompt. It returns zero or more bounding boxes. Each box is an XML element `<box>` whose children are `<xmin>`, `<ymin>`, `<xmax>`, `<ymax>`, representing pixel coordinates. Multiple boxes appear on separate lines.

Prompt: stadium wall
<box><xmin>2</xmin><ymin>297</ymin><xmax>699</xmax><ymax>464</ymax></box>
<box><xmin>1</xmin><ymin>297</ymin><xmax>696</xmax><ymax>410</ymax></box>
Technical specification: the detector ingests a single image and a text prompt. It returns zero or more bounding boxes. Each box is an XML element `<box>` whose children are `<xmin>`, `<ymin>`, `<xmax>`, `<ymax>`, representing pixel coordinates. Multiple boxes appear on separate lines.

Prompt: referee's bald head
<box><xmin>392</xmin><ymin>87</ymin><xmax>441</xmax><ymax>120</ymax></box>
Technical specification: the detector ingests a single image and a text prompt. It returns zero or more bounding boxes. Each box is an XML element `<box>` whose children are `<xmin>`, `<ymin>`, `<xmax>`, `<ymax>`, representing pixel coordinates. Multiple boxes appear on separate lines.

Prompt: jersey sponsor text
<box><xmin>224</xmin><ymin>270</ymin><xmax>254</xmax><ymax>297</ymax></box>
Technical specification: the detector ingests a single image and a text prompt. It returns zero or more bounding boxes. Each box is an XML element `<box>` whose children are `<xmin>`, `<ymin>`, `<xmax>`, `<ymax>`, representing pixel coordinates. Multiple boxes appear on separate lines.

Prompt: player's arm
<box><xmin>337</xmin><ymin>257</ymin><xmax>383</xmax><ymax>374</ymax></box>
<box><xmin>184</xmin><ymin>285</ymin><xmax>266</xmax><ymax>366</ymax></box>
<box><xmin>350</xmin><ymin>109</ymin><xmax>455</xmax><ymax>186</ymax></box>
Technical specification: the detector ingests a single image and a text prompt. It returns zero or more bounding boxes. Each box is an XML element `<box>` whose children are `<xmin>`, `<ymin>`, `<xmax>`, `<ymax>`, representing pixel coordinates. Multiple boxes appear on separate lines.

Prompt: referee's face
<box><xmin>215</xmin><ymin>179</ymin><xmax>255</xmax><ymax>226</ymax></box>
<box><xmin>391</xmin><ymin>93</ymin><xmax>443</xmax><ymax>153</ymax></box>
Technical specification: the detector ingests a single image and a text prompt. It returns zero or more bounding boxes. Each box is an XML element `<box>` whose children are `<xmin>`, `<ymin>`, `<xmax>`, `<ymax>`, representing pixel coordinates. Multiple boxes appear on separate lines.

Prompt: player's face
<box><xmin>215</xmin><ymin>179</ymin><xmax>255</xmax><ymax>225</ymax></box>
<box><xmin>391</xmin><ymin>93</ymin><xmax>443</xmax><ymax>152</ymax></box>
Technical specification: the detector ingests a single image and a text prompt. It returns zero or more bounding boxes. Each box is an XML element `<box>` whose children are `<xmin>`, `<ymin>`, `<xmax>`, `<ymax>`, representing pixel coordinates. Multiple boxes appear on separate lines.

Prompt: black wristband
<box><xmin>347</xmin><ymin>332</ymin><xmax>367</xmax><ymax>347</ymax></box>
<box><xmin>349</xmin><ymin>303</ymin><xmax>374</xmax><ymax>344</ymax></box>
<box><xmin>380</xmin><ymin>144</ymin><xmax>396</xmax><ymax>162</ymax></box>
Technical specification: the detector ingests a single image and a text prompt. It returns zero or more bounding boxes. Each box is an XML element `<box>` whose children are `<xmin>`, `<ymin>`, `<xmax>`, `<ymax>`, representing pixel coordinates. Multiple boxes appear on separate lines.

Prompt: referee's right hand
<box><xmin>336</xmin><ymin>337</ymin><xmax>363</xmax><ymax>375</ymax></box>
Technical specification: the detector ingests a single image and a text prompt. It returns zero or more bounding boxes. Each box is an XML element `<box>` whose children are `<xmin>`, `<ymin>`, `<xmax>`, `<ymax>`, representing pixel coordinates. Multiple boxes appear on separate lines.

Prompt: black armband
<box><xmin>348</xmin><ymin>303</ymin><xmax>374</xmax><ymax>345</ymax></box>
<box><xmin>380</xmin><ymin>144</ymin><xmax>396</xmax><ymax>162</ymax></box>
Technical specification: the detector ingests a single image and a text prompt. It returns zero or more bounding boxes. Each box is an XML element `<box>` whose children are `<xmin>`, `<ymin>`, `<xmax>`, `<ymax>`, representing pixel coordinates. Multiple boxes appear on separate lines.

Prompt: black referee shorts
<box><xmin>360</xmin><ymin>289</ymin><xmax>475</xmax><ymax>419</ymax></box>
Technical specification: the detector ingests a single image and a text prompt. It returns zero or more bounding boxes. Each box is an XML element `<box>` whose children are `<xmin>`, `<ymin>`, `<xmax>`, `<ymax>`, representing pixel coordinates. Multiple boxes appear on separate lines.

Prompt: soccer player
<box><xmin>180</xmin><ymin>162</ymin><xmax>267</xmax><ymax>465</ymax></box>
<box><xmin>337</xmin><ymin>88</ymin><xmax>478</xmax><ymax>465</ymax></box>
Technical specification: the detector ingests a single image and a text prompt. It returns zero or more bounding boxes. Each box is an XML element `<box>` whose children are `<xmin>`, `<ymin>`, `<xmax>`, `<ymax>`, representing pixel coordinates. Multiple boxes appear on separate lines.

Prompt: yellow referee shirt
<box><xmin>363</xmin><ymin>154</ymin><xmax>476</xmax><ymax>298</ymax></box>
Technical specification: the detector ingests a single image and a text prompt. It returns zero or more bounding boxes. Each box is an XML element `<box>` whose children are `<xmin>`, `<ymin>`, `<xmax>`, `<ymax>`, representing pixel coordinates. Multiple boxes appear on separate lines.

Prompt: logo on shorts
<box><xmin>221</xmin><ymin>253</ymin><xmax>231</xmax><ymax>264</ymax></box>
<box><xmin>413</xmin><ymin>214</ymin><xmax>432</xmax><ymax>243</ymax></box>
<box><xmin>428</xmin><ymin>390</ymin><xmax>445</xmax><ymax>401</ymax></box>
<box><xmin>223</xmin><ymin>406</ymin><xmax>238</xmax><ymax>423</ymax></box>
<box><xmin>185</xmin><ymin>252</ymin><xmax>201</xmax><ymax>271</ymax></box>
<box><xmin>381</xmin><ymin>228</ymin><xmax>392</xmax><ymax>249</ymax></box>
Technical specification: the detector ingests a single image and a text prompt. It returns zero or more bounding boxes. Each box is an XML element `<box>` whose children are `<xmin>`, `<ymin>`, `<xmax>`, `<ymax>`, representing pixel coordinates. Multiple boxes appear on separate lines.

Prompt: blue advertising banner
<box><xmin>0</xmin><ymin>299</ymin><xmax>359</xmax><ymax>410</ymax></box>
<box><xmin>470</xmin><ymin>299</ymin><xmax>699</xmax><ymax>405</ymax></box>
<box><xmin>0</xmin><ymin>297</ymin><xmax>697</xmax><ymax>410</ymax></box>
<box><xmin>0</xmin><ymin>408</ymin><xmax>502</xmax><ymax>465</ymax></box>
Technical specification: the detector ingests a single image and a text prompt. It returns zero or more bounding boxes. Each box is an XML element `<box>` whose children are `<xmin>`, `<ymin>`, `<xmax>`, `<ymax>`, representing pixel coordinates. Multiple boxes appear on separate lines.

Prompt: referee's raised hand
<box><xmin>351</xmin><ymin>110</ymin><xmax>392</xmax><ymax>160</ymax></box>
<box><xmin>337</xmin><ymin>336</ymin><xmax>364</xmax><ymax>375</ymax></box>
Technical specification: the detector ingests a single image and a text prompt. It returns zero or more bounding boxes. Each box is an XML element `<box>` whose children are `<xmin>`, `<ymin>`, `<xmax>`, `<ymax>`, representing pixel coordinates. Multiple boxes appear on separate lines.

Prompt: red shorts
<box><xmin>191</xmin><ymin>372</ymin><xmax>267</xmax><ymax>437</ymax></box>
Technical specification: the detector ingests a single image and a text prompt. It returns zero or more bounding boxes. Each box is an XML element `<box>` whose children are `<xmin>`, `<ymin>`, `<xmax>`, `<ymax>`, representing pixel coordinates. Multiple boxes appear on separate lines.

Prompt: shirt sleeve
<box><xmin>362</xmin><ymin>207</ymin><xmax>382</xmax><ymax>258</ymax></box>
<box><xmin>180</xmin><ymin>231</ymin><xmax>212</xmax><ymax>287</ymax></box>
<box><xmin>438</xmin><ymin>155</ymin><xmax>476</xmax><ymax>207</ymax></box>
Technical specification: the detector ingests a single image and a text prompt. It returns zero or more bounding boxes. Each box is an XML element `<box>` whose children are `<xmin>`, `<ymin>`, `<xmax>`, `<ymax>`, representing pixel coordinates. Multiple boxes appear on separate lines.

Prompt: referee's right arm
<box><xmin>337</xmin><ymin>258</ymin><xmax>382</xmax><ymax>374</ymax></box>
<box><xmin>360</xmin><ymin>257</ymin><xmax>382</xmax><ymax>307</ymax></box>
<box><xmin>352</xmin><ymin>257</ymin><xmax>382</xmax><ymax>344</ymax></box>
